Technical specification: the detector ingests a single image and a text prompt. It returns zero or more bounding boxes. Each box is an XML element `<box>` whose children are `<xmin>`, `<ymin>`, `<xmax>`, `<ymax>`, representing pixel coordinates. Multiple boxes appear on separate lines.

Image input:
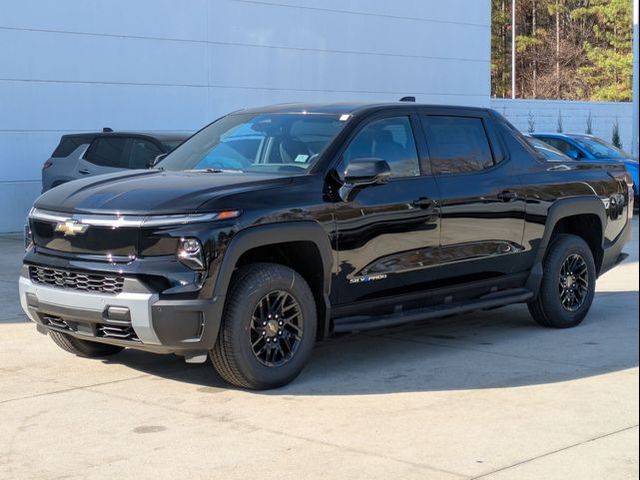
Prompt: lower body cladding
<box><xmin>18</xmin><ymin>266</ymin><xmax>223</xmax><ymax>358</ymax></box>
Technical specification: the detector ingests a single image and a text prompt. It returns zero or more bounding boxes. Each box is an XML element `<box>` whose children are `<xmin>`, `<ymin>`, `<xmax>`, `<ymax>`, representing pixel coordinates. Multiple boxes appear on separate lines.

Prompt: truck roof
<box><xmin>233</xmin><ymin>102</ymin><xmax>492</xmax><ymax>116</ymax></box>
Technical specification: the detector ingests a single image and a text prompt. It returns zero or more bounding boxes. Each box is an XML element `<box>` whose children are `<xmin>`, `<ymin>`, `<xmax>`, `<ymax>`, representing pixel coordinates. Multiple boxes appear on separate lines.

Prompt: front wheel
<box><xmin>528</xmin><ymin>234</ymin><xmax>596</xmax><ymax>328</ymax></box>
<box><xmin>211</xmin><ymin>263</ymin><xmax>317</xmax><ymax>390</ymax></box>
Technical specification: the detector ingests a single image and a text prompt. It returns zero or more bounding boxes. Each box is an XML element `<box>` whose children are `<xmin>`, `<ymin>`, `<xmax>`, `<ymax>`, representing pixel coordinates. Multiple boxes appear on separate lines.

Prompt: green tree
<box><xmin>612</xmin><ymin>118</ymin><xmax>622</xmax><ymax>148</ymax></box>
<box><xmin>491</xmin><ymin>0</ymin><xmax>633</xmax><ymax>101</ymax></box>
<box><xmin>491</xmin><ymin>0</ymin><xmax>513</xmax><ymax>98</ymax></box>
<box><xmin>585</xmin><ymin>110</ymin><xmax>593</xmax><ymax>134</ymax></box>
<box><xmin>574</xmin><ymin>0</ymin><xmax>633</xmax><ymax>101</ymax></box>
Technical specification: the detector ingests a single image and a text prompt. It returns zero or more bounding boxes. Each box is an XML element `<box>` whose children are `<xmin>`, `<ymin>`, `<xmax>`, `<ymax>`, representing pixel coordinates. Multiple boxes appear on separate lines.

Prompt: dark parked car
<box><xmin>21</xmin><ymin>102</ymin><xmax>633</xmax><ymax>389</ymax></box>
<box><xmin>532</xmin><ymin>133</ymin><xmax>639</xmax><ymax>203</ymax></box>
<box><xmin>42</xmin><ymin>131</ymin><xmax>189</xmax><ymax>192</ymax></box>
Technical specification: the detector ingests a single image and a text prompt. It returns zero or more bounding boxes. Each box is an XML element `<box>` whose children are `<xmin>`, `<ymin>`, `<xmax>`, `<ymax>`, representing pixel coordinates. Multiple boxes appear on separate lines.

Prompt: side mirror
<box><xmin>149</xmin><ymin>153</ymin><xmax>167</xmax><ymax>168</ymax></box>
<box><xmin>339</xmin><ymin>158</ymin><xmax>391</xmax><ymax>201</ymax></box>
<box><xmin>566</xmin><ymin>150</ymin><xmax>581</xmax><ymax>160</ymax></box>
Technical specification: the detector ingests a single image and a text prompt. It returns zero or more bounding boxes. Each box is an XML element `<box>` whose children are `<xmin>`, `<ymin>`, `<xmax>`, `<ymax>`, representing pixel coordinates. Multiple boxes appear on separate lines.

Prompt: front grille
<box><xmin>31</xmin><ymin>218</ymin><xmax>138</xmax><ymax>257</ymax></box>
<box><xmin>29</xmin><ymin>266</ymin><xmax>124</xmax><ymax>294</ymax></box>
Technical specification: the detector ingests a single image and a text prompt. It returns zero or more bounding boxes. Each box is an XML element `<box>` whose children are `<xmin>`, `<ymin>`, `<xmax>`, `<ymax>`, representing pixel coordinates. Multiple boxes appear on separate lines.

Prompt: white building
<box><xmin>0</xmin><ymin>0</ymin><xmax>491</xmax><ymax>232</ymax></box>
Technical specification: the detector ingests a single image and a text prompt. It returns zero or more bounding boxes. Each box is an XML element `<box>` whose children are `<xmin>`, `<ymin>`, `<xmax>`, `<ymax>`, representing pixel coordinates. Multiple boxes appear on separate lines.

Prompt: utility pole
<box><xmin>556</xmin><ymin>0</ymin><xmax>561</xmax><ymax>98</ymax></box>
<box><xmin>632</xmin><ymin>0</ymin><xmax>639</xmax><ymax>158</ymax></box>
<box><xmin>511</xmin><ymin>0</ymin><xmax>516</xmax><ymax>99</ymax></box>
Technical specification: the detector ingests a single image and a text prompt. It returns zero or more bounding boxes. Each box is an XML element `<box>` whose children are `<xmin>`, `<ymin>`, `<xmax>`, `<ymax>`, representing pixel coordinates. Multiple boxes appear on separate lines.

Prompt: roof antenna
<box><xmin>102</xmin><ymin>127</ymin><xmax>113</xmax><ymax>132</ymax></box>
<box><xmin>399</xmin><ymin>96</ymin><xmax>415</xmax><ymax>102</ymax></box>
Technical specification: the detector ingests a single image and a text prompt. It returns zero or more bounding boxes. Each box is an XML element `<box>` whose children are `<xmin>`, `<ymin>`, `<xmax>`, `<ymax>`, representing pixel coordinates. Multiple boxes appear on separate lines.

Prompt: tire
<box><xmin>49</xmin><ymin>331</ymin><xmax>124</xmax><ymax>357</ymax></box>
<box><xmin>211</xmin><ymin>263</ymin><xmax>317</xmax><ymax>390</ymax></box>
<box><xmin>528</xmin><ymin>234</ymin><xmax>596</xmax><ymax>328</ymax></box>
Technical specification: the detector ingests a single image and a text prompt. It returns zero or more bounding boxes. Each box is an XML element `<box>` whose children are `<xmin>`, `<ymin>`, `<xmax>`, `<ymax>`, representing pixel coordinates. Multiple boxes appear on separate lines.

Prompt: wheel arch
<box><xmin>533</xmin><ymin>196</ymin><xmax>606</xmax><ymax>278</ymax></box>
<box><xmin>212</xmin><ymin>222</ymin><xmax>333</xmax><ymax>339</ymax></box>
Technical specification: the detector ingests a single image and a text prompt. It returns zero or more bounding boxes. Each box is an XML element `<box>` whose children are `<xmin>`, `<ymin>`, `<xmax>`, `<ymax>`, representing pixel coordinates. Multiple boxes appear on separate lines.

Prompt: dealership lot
<box><xmin>0</xmin><ymin>219</ymin><xmax>637</xmax><ymax>480</ymax></box>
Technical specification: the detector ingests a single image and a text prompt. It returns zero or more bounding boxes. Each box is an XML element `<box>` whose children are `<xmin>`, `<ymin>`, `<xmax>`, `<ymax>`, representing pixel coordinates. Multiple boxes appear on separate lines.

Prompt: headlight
<box><xmin>177</xmin><ymin>238</ymin><xmax>205</xmax><ymax>270</ymax></box>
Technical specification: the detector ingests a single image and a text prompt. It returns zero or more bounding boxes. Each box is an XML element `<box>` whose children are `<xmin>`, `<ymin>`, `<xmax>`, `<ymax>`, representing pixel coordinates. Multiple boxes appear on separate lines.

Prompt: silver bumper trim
<box><xmin>18</xmin><ymin>276</ymin><xmax>161</xmax><ymax>344</ymax></box>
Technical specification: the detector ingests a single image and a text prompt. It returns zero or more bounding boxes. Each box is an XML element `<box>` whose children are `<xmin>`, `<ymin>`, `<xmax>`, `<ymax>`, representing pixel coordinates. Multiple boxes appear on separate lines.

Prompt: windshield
<box><xmin>157</xmin><ymin>113</ymin><xmax>346</xmax><ymax>174</ymax></box>
<box><xmin>526</xmin><ymin>137</ymin><xmax>570</xmax><ymax>161</ymax></box>
<box><xmin>571</xmin><ymin>136</ymin><xmax>629</xmax><ymax>159</ymax></box>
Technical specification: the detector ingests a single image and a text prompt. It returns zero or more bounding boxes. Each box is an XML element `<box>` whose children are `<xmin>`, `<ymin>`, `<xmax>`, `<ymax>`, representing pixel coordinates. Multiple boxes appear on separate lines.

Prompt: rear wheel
<box><xmin>528</xmin><ymin>234</ymin><xmax>596</xmax><ymax>328</ymax></box>
<box><xmin>49</xmin><ymin>331</ymin><xmax>124</xmax><ymax>357</ymax></box>
<box><xmin>211</xmin><ymin>263</ymin><xmax>317</xmax><ymax>390</ymax></box>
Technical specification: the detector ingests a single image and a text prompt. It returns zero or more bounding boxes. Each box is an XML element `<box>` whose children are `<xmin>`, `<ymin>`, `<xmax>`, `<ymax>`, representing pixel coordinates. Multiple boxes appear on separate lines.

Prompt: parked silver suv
<box><xmin>42</xmin><ymin>130</ymin><xmax>190</xmax><ymax>192</ymax></box>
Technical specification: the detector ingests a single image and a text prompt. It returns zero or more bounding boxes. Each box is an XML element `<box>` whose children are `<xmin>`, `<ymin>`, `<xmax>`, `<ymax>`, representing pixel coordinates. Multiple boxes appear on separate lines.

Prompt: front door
<box><xmin>332</xmin><ymin>113</ymin><xmax>441</xmax><ymax>306</ymax></box>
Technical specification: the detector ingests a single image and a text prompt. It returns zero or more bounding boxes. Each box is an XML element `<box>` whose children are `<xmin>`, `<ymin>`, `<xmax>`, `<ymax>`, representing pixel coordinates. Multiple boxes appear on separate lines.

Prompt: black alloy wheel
<box><xmin>211</xmin><ymin>263</ymin><xmax>317</xmax><ymax>389</ymax></box>
<box><xmin>528</xmin><ymin>234</ymin><xmax>596</xmax><ymax>329</ymax></box>
<box><xmin>250</xmin><ymin>290</ymin><xmax>304</xmax><ymax>367</ymax></box>
<box><xmin>558</xmin><ymin>253</ymin><xmax>589</xmax><ymax>312</ymax></box>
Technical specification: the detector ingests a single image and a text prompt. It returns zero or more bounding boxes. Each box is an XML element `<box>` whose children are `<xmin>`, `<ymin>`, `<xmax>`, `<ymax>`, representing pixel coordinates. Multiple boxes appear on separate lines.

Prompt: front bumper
<box><xmin>19</xmin><ymin>268</ymin><xmax>224</xmax><ymax>355</ymax></box>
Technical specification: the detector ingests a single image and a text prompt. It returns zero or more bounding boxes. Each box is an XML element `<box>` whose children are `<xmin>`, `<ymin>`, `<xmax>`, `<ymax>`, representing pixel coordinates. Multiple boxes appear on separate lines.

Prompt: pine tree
<box><xmin>491</xmin><ymin>0</ymin><xmax>633</xmax><ymax>101</ymax></box>
<box><xmin>528</xmin><ymin>111</ymin><xmax>536</xmax><ymax>133</ymax></box>
<box><xmin>585</xmin><ymin>111</ymin><xmax>593</xmax><ymax>134</ymax></box>
<box><xmin>556</xmin><ymin>110</ymin><xmax>563</xmax><ymax>133</ymax></box>
<box><xmin>611</xmin><ymin>118</ymin><xmax>622</xmax><ymax>148</ymax></box>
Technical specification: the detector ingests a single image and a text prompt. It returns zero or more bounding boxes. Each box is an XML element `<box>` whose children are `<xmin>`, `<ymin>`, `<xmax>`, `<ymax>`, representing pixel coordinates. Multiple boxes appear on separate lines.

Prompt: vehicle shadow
<box><xmin>103</xmin><ymin>289</ymin><xmax>639</xmax><ymax>395</ymax></box>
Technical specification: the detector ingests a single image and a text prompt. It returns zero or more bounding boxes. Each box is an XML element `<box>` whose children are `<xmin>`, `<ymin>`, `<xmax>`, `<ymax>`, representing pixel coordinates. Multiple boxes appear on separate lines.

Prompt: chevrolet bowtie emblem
<box><xmin>55</xmin><ymin>220</ymin><xmax>89</xmax><ymax>236</ymax></box>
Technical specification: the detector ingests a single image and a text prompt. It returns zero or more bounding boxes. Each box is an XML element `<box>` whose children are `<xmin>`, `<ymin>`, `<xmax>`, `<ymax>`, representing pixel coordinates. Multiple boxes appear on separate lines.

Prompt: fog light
<box><xmin>177</xmin><ymin>238</ymin><xmax>205</xmax><ymax>270</ymax></box>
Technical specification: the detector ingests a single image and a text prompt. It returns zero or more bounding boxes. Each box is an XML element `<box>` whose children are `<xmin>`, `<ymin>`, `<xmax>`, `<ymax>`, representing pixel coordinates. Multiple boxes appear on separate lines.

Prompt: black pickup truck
<box><xmin>19</xmin><ymin>102</ymin><xmax>633</xmax><ymax>389</ymax></box>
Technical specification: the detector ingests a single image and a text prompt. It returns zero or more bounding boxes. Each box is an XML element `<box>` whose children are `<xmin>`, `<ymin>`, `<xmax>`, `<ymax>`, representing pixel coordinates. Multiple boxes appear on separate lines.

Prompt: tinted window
<box><xmin>539</xmin><ymin>137</ymin><xmax>576</xmax><ymax>155</ymax></box>
<box><xmin>127</xmin><ymin>139</ymin><xmax>162</xmax><ymax>169</ymax></box>
<box><xmin>423</xmin><ymin>116</ymin><xmax>494</xmax><ymax>174</ymax></box>
<box><xmin>52</xmin><ymin>136</ymin><xmax>94</xmax><ymax>158</ymax></box>
<box><xmin>84</xmin><ymin>137</ymin><xmax>128</xmax><ymax>167</ymax></box>
<box><xmin>526</xmin><ymin>137</ymin><xmax>570</xmax><ymax>161</ymax></box>
<box><xmin>342</xmin><ymin>117</ymin><xmax>420</xmax><ymax>178</ymax></box>
<box><xmin>162</xmin><ymin>141</ymin><xmax>183</xmax><ymax>152</ymax></box>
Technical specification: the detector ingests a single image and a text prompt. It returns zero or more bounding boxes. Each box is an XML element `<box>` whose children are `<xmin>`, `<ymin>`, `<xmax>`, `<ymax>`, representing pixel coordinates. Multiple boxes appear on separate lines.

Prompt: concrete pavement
<box><xmin>0</xmin><ymin>221</ymin><xmax>638</xmax><ymax>479</ymax></box>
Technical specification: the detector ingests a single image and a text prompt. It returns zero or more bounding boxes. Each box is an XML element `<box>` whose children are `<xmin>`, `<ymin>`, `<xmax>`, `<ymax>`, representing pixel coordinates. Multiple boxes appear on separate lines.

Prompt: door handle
<box><xmin>547</xmin><ymin>164</ymin><xmax>572</xmax><ymax>171</ymax></box>
<box><xmin>78</xmin><ymin>169</ymin><xmax>92</xmax><ymax>175</ymax></box>
<box><xmin>412</xmin><ymin>197</ymin><xmax>434</xmax><ymax>209</ymax></box>
<box><xmin>497</xmin><ymin>191</ymin><xmax>518</xmax><ymax>202</ymax></box>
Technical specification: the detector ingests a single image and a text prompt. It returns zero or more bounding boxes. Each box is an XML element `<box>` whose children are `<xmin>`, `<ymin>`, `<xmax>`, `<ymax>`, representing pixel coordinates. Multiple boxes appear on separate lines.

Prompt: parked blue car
<box><xmin>532</xmin><ymin>133</ymin><xmax>639</xmax><ymax>204</ymax></box>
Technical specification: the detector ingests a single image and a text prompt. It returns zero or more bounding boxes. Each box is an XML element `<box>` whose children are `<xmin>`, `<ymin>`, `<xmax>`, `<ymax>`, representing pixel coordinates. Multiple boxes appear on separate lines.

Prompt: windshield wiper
<box><xmin>186</xmin><ymin>168</ymin><xmax>244</xmax><ymax>174</ymax></box>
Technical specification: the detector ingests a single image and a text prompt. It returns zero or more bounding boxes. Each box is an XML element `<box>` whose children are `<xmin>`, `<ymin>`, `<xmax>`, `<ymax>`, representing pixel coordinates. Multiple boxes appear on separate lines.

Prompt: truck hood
<box><xmin>34</xmin><ymin>169</ymin><xmax>292</xmax><ymax>215</ymax></box>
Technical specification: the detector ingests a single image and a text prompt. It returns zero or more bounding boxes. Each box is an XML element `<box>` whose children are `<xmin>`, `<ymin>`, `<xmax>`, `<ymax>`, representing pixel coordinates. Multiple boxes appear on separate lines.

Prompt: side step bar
<box><xmin>332</xmin><ymin>288</ymin><xmax>534</xmax><ymax>333</ymax></box>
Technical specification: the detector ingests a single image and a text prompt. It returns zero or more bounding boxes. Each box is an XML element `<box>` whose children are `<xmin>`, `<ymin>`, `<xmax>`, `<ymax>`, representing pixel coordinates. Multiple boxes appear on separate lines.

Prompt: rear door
<box><xmin>76</xmin><ymin>136</ymin><xmax>130</xmax><ymax>177</ymax></box>
<box><xmin>419</xmin><ymin>108</ymin><xmax>528</xmax><ymax>279</ymax></box>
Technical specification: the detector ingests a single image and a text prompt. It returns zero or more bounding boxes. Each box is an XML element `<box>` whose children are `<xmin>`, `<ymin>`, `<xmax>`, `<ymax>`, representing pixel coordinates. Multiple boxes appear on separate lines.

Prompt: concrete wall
<box><xmin>491</xmin><ymin>98</ymin><xmax>635</xmax><ymax>152</ymax></box>
<box><xmin>0</xmin><ymin>0</ymin><xmax>491</xmax><ymax>232</ymax></box>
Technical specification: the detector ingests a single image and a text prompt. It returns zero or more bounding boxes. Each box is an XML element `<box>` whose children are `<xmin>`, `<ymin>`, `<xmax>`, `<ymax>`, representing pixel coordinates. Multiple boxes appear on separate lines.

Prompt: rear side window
<box><xmin>422</xmin><ymin>116</ymin><xmax>494</xmax><ymax>174</ymax></box>
<box><xmin>127</xmin><ymin>139</ymin><xmax>162</xmax><ymax>169</ymax></box>
<box><xmin>84</xmin><ymin>137</ymin><xmax>128</xmax><ymax>168</ymax></box>
<box><xmin>539</xmin><ymin>137</ymin><xmax>574</xmax><ymax>154</ymax></box>
<box><xmin>52</xmin><ymin>136</ymin><xmax>93</xmax><ymax>158</ymax></box>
